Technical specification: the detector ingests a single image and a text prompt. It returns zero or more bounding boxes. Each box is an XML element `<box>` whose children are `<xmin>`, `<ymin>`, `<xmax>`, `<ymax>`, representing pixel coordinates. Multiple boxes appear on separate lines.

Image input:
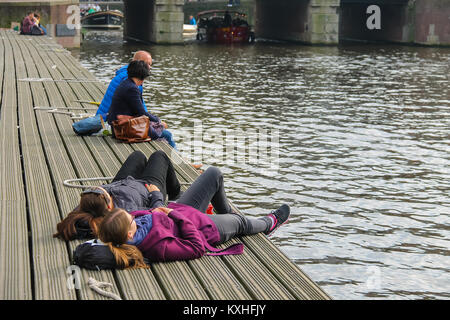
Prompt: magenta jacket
<box><xmin>131</xmin><ymin>203</ymin><xmax>243</xmax><ymax>262</ymax></box>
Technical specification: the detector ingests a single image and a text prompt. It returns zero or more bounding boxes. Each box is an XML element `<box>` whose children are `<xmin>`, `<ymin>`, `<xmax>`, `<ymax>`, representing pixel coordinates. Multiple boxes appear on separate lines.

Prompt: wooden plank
<box><xmin>19</xmin><ymin>33</ymin><xmax>120</xmax><ymax>300</ymax></box>
<box><xmin>0</xmin><ymin>31</ymin><xmax>32</xmax><ymax>300</ymax></box>
<box><xmin>77</xmin><ymin>137</ymin><xmax>169</xmax><ymax>300</ymax></box>
<box><xmin>114</xmin><ymin>268</ymin><xmax>166</xmax><ymax>300</ymax></box>
<box><xmin>32</xmin><ymin>49</ymin><xmax>168</xmax><ymax>301</ymax></box>
<box><xmin>29</xmin><ymin>39</ymin><xmax>183</xmax><ymax>300</ymax></box>
<box><xmin>241</xmin><ymin>234</ymin><xmax>331</xmax><ymax>300</ymax></box>
<box><xmin>150</xmin><ymin>142</ymin><xmax>294</xmax><ymax>299</ymax></box>
<box><xmin>4</xmin><ymin>31</ymin><xmax>331</xmax><ymax>300</ymax></box>
<box><xmin>154</xmin><ymin>140</ymin><xmax>330</xmax><ymax>299</ymax></box>
<box><xmin>0</xmin><ymin>33</ymin><xmax>4</xmax><ymax>111</ymax></box>
<box><xmin>72</xmin><ymin>76</ymin><xmax>311</xmax><ymax>299</ymax></box>
<box><xmin>151</xmin><ymin>261</ymin><xmax>209</xmax><ymax>300</ymax></box>
<box><xmin>80</xmin><ymin>138</ymin><xmax>213</xmax><ymax>300</ymax></box>
<box><xmin>43</xmin><ymin>47</ymin><xmax>217</xmax><ymax>300</ymax></box>
<box><xmin>10</xmin><ymin>33</ymin><xmax>75</xmax><ymax>300</ymax></box>
<box><xmin>130</xmin><ymin>142</ymin><xmax>253</xmax><ymax>300</ymax></box>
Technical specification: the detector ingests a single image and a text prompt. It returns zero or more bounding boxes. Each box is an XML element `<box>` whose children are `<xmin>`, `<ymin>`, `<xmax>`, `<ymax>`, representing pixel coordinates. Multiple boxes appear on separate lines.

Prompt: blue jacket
<box><xmin>96</xmin><ymin>65</ymin><xmax>148</xmax><ymax>119</ymax></box>
<box><xmin>127</xmin><ymin>214</ymin><xmax>153</xmax><ymax>246</ymax></box>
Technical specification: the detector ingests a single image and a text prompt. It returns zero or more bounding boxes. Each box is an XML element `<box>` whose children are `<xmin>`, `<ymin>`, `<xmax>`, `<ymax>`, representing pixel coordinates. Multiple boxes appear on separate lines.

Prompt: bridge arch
<box><xmin>121</xmin><ymin>0</ymin><xmax>450</xmax><ymax>46</ymax></box>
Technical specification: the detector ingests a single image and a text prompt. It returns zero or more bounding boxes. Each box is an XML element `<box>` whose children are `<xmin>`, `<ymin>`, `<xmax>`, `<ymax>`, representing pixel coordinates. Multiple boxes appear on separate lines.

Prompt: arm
<box><xmin>139</xmin><ymin>85</ymin><xmax>150</xmax><ymax>113</ymax></box>
<box><xmin>146</xmin><ymin>112</ymin><xmax>160</xmax><ymax>123</ymax></box>
<box><xmin>127</xmin><ymin>86</ymin><xmax>160</xmax><ymax>122</ymax></box>
<box><xmin>145</xmin><ymin>184</ymin><xmax>164</xmax><ymax>208</ymax></box>
<box><xmin>158</xmin><ymin>210</ymin><xmax>205</xmax><ymax>261</ymax></box>
<box><xmin>148</xmin><ymin>191</ymin><xmax>164</xmax><ymax>209</ymax></box>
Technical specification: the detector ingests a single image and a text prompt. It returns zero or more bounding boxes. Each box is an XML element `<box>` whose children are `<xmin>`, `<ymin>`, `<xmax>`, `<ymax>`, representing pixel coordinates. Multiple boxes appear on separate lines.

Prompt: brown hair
<box><xmin>53</xmin><ymin>192</ymin><xmax>110</xmax><ymax>241</ymax></box>
<box><xmin>98</xmin><ymin>208</ymin><xmax>148</xmax><ymax>269</ymax></box>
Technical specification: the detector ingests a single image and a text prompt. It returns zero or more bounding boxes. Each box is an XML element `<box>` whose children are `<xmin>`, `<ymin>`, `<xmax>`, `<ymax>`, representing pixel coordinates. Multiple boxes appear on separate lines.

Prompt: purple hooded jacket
<box><xmin>131</xmin><ymin>202</ymin><xmax>244</xmax><ymax>262</ymax></box>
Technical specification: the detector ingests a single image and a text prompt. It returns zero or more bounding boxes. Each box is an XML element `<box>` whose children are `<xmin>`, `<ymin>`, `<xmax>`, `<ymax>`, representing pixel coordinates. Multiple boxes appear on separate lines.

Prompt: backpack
<box><xmin>31</xmin><ymin>25</ymin><xmax>43</xmax><ymax>36</ymax></box>
<box><xmin>73</xmin><ymin>239</ymin><xmax>146</xmax><ymax>270</ymax></box>
<box><xmin>73</xmin><ymin>239</ymin><xmax>117</xmax><ymax>271</ymax></box>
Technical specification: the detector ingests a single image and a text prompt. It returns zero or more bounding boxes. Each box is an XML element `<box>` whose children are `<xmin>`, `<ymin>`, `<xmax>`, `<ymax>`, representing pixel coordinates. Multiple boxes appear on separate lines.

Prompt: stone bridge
<box><xmin>122</xmin><ymin>0</ymin><xmax>449</xmax><ymax>46</ymax></box>
<box><xmin>0</xmin><ymin>0</ymin><xmax>448</xmax><ymax>47</ymax></box>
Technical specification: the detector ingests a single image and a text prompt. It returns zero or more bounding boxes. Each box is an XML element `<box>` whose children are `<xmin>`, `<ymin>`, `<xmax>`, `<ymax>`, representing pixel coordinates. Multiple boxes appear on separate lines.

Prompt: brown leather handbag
<box><xmin>112</xmin><ymin>115</ymin><xmax>152</xmax><ymax>143</ymax></box>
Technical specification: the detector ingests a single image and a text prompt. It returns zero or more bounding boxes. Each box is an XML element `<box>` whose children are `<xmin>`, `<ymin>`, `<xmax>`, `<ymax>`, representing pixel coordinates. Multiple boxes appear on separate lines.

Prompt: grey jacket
<box><xmin>102</xmin><ymin>176</ymin><xmax>164</xmax><ymax>212</ymax></box>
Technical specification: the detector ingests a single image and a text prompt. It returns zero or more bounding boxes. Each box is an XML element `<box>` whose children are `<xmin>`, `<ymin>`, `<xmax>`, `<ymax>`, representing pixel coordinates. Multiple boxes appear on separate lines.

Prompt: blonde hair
<box><xmin>98</xmin><ymin>208</ymin><xmax>148</xmax><ymax>269</ymax></box>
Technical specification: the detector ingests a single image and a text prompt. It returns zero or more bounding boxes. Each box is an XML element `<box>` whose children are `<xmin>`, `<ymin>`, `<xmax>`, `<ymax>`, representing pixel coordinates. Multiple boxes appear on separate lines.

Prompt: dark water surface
<box><xmin>70</xmin><ymin>31</ymin><xmax>450</xmax><ymax>300</ymax></box>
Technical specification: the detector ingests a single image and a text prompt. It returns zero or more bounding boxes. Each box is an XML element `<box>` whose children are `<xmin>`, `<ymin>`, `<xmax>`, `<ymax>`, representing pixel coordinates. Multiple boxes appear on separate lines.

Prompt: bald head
<box><xmin>133</xmin><ymin>51</ymin><xmax>152</xmax><ymax>68</ymax></box>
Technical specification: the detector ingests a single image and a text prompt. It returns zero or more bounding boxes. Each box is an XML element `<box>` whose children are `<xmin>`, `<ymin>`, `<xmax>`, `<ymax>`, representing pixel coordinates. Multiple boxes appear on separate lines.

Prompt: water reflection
<box><xmin>72</xmin><ymin>31</ymin><xmax>450</xmax><ymax>299</ymax></box>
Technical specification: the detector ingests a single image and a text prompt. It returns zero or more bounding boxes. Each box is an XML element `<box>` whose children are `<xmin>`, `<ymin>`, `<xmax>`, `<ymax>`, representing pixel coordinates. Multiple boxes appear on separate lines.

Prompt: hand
<box><xmin>145</xmin><ymin>184</ymin><xmax>160</xmax><ymax>192</ymax></box>
<box><xmin>161</xmin><ymin>121</ymin><xmax>168</xmax><ymax>129</ymax></box>
<box><xmin>152</xmin><ymin>207</ymin><xmax>173</xmax><ymax>215</ymax></box>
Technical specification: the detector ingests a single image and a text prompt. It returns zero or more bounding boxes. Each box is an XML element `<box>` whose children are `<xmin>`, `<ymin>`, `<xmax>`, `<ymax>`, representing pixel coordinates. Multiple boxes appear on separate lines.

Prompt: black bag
<box><xmin>31</xmin><ymin>25</ymin><xmax>43</xmax><ymax>36</ymax></box>
<box><xmin>73</xmin><ymin>239</ymin><xmax>117</xmax><ymax>271</ymax></box>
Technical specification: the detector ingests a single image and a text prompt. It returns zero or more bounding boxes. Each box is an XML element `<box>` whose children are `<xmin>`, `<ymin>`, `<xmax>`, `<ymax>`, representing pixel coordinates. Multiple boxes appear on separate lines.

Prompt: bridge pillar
<box><xmin>255</xmin><ymin>0</ymin><xmax>340</xmax><ymax>44</ymax></box>
<box><xmin>413</xmin><ymin>0</ymin><xmax>450</xmax><ymax>46</ymax></box>
<box><xmin>123</xmin><ymin>0</ymin><xmax>183</xmax><ymax>44</ymax></box>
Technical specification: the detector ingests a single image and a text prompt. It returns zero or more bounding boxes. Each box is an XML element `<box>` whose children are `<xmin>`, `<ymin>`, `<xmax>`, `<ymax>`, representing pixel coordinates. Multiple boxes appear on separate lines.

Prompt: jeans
<box><xmin>161</xmin><ymin>129</ymin><xmax>177</xmax><ymax>149</ymax></box>
<box><xmin>176</xmin><ymin>167</ymin><xmax>272</xmax><ymax>244</ymax></box>
<box><xmin>72</xmin><ymin>115</ymin><xmax>102</xmax><ymax>136</ymax></box>
<box><xmin>113</xmin><ymin>150</ymin><xmax>181</xmax><ymax>201</ymax></box>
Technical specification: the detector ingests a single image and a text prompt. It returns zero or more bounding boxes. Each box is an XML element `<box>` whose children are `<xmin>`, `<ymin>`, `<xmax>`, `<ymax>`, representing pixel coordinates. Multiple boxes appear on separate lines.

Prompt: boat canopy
<box><xmin>196</xmin><ymin>10</ymin><xmax>247</xmax><ymax>18</ymax></box>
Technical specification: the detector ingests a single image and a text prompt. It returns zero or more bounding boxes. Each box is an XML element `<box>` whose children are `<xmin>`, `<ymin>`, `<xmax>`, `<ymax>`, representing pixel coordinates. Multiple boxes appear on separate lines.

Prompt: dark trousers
<box><xmin>113</xmin><ymin>150</ymin><xmax>181</xmax><ymax>201</ymax></box>
<box><xmin>177</xmin><ymin>167</ymin><xmax>271</xmax><ymax>244</ymax></box>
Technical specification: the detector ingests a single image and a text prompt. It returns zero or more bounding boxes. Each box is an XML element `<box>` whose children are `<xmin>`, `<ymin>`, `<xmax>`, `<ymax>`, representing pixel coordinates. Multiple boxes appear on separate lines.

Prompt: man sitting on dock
<box><xmin>96</xmin><ymin>51</ymin><xmax>153</xmax><ymax>120</ymax></box>
<box><xmin>95</xmin><ymin>50</ymin><xmax>176</xmax><ymax>148</ymax></box>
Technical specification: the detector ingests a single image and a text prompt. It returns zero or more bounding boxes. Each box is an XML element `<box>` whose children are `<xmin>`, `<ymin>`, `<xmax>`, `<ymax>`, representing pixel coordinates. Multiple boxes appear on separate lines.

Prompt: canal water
<box><xmin>70</xmin><ymin>31</ymin><xmax>450</xmax><ymax>300</ymax></box>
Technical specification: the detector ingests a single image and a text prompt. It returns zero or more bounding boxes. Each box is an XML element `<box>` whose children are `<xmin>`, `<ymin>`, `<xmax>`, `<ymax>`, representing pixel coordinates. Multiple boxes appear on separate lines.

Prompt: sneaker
<box><xmin>264</xmin><ymin>204</ymin><xmax>290</xmax><ymax>236</ymax></box>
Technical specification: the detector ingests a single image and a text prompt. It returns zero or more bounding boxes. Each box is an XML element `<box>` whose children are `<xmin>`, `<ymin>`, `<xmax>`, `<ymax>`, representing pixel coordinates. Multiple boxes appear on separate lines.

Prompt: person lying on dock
<box><xmin>54</xmin><ymin>150</ymin><xmax>181</xmax><ymax>241</ymax></box>
<box><xmin>73</xmin><ymin>166</ymin><xmax>290</xmax><ymax>269</ymax></box>
<box><xmin>107</xmin><ymin>60</ymin><xmax>177</xmax><ymax>148</ymax></box>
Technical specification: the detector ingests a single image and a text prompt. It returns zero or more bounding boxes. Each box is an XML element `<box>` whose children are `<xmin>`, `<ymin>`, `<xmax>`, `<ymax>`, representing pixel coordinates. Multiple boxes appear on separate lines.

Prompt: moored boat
<box><xmin>81</xmin><ymin>10</ymin><xmax>123</xmax><ymax>29</ymax></box>
<box><xmin>196</xmin><ymin>10</ymin><xmax>255</xmax><ymax>44</ymax></box>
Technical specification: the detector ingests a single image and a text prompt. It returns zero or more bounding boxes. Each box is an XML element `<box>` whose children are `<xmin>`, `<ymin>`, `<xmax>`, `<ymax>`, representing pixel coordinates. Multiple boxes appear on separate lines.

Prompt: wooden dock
<box><xmin>0</xmin><ymin>30</ymin><xmax>330</xmax><ymax>300</ymax></box>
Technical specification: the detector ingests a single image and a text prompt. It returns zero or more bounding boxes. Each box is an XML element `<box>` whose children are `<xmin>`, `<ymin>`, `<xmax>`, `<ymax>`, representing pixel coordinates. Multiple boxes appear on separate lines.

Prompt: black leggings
<box><xmin>176</xmin><ymin>167</ymin><xmax>272</xmax><ymax>244</ymax></box>
<box><xmin>113</xmin><ymin>150</ymin><xmax>181</xmax><ymax>201</ymax></box>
